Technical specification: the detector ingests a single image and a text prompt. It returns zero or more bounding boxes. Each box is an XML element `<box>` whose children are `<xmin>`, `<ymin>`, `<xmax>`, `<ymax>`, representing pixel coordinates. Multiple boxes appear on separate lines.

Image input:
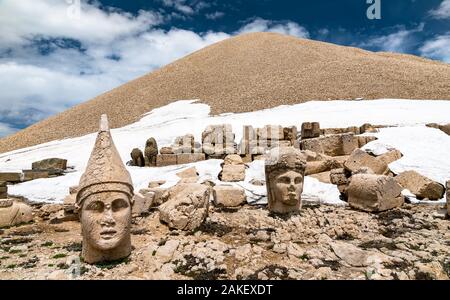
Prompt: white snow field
<box><xmin>0</xmin><ymin>99</ymin><xmax>449</xmax><ymax>205</ymax></box>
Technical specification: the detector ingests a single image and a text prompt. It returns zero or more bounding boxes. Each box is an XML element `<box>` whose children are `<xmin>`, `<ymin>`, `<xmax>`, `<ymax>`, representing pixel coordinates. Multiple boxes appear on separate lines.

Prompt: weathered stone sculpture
<box><xmin>76</xmin><ymin>115</ymin><xmax>134</xmax><ymax>264</ymax></box>
<box><xmin>144</xmin><ymin>138</ymin><xmax>158</xmax><ymax>166</ymax></box>
<box><xmin>265</xmin><ymin>147</ymin><xmax>307</xmax><ymax>214</ymax></box>
<box><xmin>0</xmin><ymin>199</ymin><xmax>33</xmax><ymax>228</ymax></box>
<box><xmin>130</xmin><ymin>148</ymin><xmax>145</xmax><ymax>167</ymax></box>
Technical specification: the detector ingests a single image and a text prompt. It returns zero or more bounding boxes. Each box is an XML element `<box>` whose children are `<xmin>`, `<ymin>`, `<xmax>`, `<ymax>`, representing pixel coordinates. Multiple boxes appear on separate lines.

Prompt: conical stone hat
<box><xmin>76</xmin><ymin>114</ymin><xmax>133</xmax><ymax>206</ymax></box>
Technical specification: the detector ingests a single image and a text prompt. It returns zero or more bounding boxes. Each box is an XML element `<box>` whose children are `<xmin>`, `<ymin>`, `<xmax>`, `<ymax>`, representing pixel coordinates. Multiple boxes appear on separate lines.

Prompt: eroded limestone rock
<box><xmin>344</xmin><ymin>149</ymin><xmax>389</xmax><ymax>175</ymax></box>
<box><xmin>347</xmin><ymin>174</ymin><xmax>404</xmax><ymax>212</ymax></box>
<box><xmin>0</xmin><ymin>199</ymin><xmax>33</xmax><ymax>228</ymax></box>
<box><xmin>159</xmin><ymin>183</ymin><xmax>210</xmax><ymax>231</ymax></box>
<box><xmin>395</xmin><ymin>170</ymin><xmax>445</xmax><ymax>200</ymax></box>
<box><xmin>32</xmin><ymin>158</ymin><xmax>67</xmax><ymax>171</ymax></box>
<box><xmin>221</xmin><ymin>165</ymin><xmax>246</xmax><ymax>182</ymax></box>
<box><xmin>213</xmin><ymin>185</ymin><xmax>247</xmax><ymax>207</ymax></box>
<box><xmin>300</xmin><ymin>133</ymin><xmax>359</xmax><ymax>157</ymax></box>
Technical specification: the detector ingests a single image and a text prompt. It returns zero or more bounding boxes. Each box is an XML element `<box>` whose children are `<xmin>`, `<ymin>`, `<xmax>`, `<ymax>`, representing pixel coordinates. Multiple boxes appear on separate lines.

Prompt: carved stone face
<box><xmin>265</xmin><ymin>146</ymin><xmax>306</xmax><ymax>214</ymax></box>
<box><xmin>273</xmin><ymin>170</ymin><xmax>304</xmax><ymax>207</ymax></box>
<box><xmin>81</xmin><ymin>191</ymin><xmax>131</xmax><ymax>251</ymax></box>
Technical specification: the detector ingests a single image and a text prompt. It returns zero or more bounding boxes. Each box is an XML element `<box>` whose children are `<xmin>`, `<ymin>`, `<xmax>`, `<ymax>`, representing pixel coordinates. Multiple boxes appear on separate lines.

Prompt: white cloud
<box><xmin>358</xmin><ymin>23</ymin><xmax>424</xmax><ymax>53</ymax></box>
<box><xmin>429</xmin><ymin>0</ymin><xmax>450</xmax><ymax>19</ymax></box>
<box><xmin>161</xmin><ymin>0</ymin><xmax>194</xmax><ymax>15</ymax></box>
<box><xmin>0</xmin><ymin>1</ymin><xmax>312</xmax><ymax>136</ymax></box>
<box><xmin>0</xmin><ymin>122</ymin><xmax>17</xmax><ymax>137</ymax></box>
<box><xmin>237</xmin><ymin>18</ymin><xmax>310</xmax><ymax>39</ymax></box>
<box><xmin>205</xmin><ymin>11</ymin><xmax>225</xmax><ymax>20</ymax></box>
<box><xmin>0</xmin><ymin>0</ymin><xmax>163</xmax><ymax>47</ymax></box>
<box><xmin>420</xmin><ymin>33</ymin><xmax>450</xmax><ymax>62</ymax></box>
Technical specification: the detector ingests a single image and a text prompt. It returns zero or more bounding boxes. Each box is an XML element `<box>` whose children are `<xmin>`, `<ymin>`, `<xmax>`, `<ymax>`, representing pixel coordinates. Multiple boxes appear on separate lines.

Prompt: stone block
<box><xmin>32</xmin><ymin>158</ymin><xmax>67</xmax><ymax>170</ymax></box>
<box><xmin>132</xmin><ymin>192</ymin><xmax>155</xmax><ymax>216</ymax></box>
<box><xmin>156</xmin><ymin>154</ymin><xmax>177</xmax><ymax>167</ymax></box>
<box><xmin>257</xmin><ymin>125</ymin><xmax>284</xmax><ymax>140</ymax></box>
<box><xmin>300</xmin><ymin>133</ymin><xmax>358</xmax><ymax>156</ymax></box>
<box><xmin>395</xmin><ymin>170</ymin><xmax>445</xmax><ymax>200</ymax></box>
<box><xmin>344</xmin><ymin>149</ymin><xmax>389</xmax><ymax>175</ymax></box>
<box><xmin>213</xmin><ymin>185</ymin><xmax>247</xmax><ymax>207</ymax></box>
<box><xmin>330</xmin><ymin>168</ymin><xmax>349</xmax><ymax>186</ymax></box>
<box><xmin>23</xmin><ymin>170</ymin><xmax>50</xmax><ymax>181</ymax></box>
<box><xmin>160</xmin><ymin>147</ymin><xmax>175</xmax><ymax>155</ymax></box>
<box><xmin>357</xmin><ymin>136</ymin><xmax>378</xmax><ymax>148</ymax></box>
<box><xmin>347</xmin><ymin>174</ymin><xmax>404</xmax><ymax>212</ymax></box>
<box><xmin>221</xmin><ymin>165</ymin><xmax>246</xmax><ymax>182</ymax></box>
<box><xmin>176</xmin><ymin>153</ymin><xmax>206</xmax><ymax>165</ymax></box>
<box><xmin>301</xmin><ymin>122</ymin><xmax>321</xmax><ymax>139</ymax></box>
<box><xmin>0</xmin><ymin>172</ymin><xmax>22</xmax><ymax>183</ymax></box>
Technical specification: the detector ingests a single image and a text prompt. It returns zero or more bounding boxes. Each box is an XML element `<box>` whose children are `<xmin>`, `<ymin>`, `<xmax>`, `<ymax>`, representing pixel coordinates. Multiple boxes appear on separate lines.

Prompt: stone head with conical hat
<box><xmin>76</xmin><ymin>114</ymin><xmax>134</xmax><ymax>264</ymax></box>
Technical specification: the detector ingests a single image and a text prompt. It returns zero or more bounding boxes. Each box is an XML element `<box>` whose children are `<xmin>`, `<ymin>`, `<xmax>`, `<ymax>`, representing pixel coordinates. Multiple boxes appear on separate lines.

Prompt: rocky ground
<box><xmin>0</xmin><ymin>201</ymin><xmax>448</xmax><ymax>280</ymax></box>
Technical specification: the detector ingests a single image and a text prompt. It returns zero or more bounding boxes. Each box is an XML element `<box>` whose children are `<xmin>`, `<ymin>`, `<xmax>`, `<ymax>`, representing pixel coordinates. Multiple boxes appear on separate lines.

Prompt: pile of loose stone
<box><xmin>0</xmin><ymin>118</ymin><xmax>449</xmax><ymax>280</ymax></box>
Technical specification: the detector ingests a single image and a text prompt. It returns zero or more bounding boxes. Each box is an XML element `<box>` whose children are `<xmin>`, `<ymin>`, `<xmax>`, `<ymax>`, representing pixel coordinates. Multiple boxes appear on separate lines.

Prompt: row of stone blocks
<box><xmin>0</xmin><ymin>158</ymin><xmax>68</xmax><ymax>184</ymax></box>
<box><xmin>0</xmin><ymin>169</ymin><xmax>65</xmax><ymax>184</ymax></box>
<box><xmin>156</xmin><ymin>153</ymin><xmax>206</xmax><ymax>167</ymax></box>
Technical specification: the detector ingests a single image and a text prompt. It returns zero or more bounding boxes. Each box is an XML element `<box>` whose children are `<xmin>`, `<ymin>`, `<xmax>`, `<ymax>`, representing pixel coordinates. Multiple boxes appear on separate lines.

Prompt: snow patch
<box><xmin>1</xmin><ymin>99</ymin><xmax>449</xmax><ymax>204</ymax></box>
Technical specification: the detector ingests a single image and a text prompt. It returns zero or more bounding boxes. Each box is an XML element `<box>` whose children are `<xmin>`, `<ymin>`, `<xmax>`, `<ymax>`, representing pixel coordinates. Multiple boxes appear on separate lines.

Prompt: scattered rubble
<box><xmin>395</xmin><ymin>171</ymin><xmax>445</xmax><ymax>201</ymax></box>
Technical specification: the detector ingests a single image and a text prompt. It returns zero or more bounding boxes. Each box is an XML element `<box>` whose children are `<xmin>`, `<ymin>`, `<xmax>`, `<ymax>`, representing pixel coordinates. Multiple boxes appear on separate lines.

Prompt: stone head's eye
<box><xmin>294</xmin><ymin>177</ymin><xmax>302</xmax><ymax>184</ymax></box>
<box><xmin>277</xmin><ymin>176</ymin><xmax>290</xmax><ymax>184</ymax></box>
<box><xmin>86</xmin><ymin>201</ymin><xmax>104</xmax><ymax>212</ymax></box>
<box><xmin>112</xmin><ymin>198</ymin><xmax>129</xmax><ymax>212</ymax></box>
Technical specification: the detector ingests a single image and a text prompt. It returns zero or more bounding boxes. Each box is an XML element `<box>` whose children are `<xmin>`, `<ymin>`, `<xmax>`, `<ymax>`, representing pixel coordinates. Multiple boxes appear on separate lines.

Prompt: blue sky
<box><xmin>0</xmin><ymin>0</ymin><xmax>449</xmax><ymax>137</ymax></box>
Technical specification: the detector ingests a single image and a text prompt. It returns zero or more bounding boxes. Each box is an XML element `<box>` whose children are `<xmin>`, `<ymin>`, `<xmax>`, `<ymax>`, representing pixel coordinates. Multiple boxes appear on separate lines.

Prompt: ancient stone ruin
<box><xmin>0</xmin><ymin>117</ymin><xmax>448</xmax><ymax>281</ymax></box>
<box><xmin>159</xmin><ymin>183</ymin><xmax>210</xmax><ymax>231</ymax></box>
<box><xmin>0</xmin><ymin>182</ymin><xmax>33</xmax><ymax>228</ymax></box>
<box><xmin>219</xmin><ymin>154</ymin><xmax>246</xmax><ymax>182</ymax></box>
<box><xmin>347</xmin><ymin>174</ymin><xmax>404</xmax><ymax>212</ymax></box>
<box><xmin>265</xmin><ymin>147</ymin><xmax>307</xmax><ymax>214</ymax></box>
<box><xmin>76</xmin><ymin>115</ymin><xmax>134</xmax><ymax>264</ymax></box>
<box><xmin>0</xmin><ymin>157</ymin><xmax>68</xmax><ymax>185</ymax></box>
<box><xmin>144</xmin><ymin>137</ymin><xmax>158</xmax><ymax>166</ymax></box>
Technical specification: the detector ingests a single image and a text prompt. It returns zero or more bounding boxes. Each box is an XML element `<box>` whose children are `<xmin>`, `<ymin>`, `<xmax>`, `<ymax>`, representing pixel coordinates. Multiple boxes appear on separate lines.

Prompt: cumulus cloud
<box><xmin>0</xmin><ymin>0</ymin><xmax>163</xmax><ymax>47</ymax></box>
<box><xmin>420</xmin><ymin>33</ymin><xmax>450</xmax><ymax>62</ymax></box>
<box><xmin>237</xmin><ymin>18</ymin><xmax>310</xmax><ymax>39</ymax></box>
<box><xmin>0</xmin><ymin>1</ymin><xmax>309</xmax><ymax>137</ymax></box>
<box><xmin>429</xmin><ymin>0</ymin><xmax>450</xmax><ymax>19</ymax></box>
<box><xmin>358</xmin><ymin>23</ymin><xmax>424</xmax><ymax>53</ymax></box>
<box><xmin>161</xmin><ymin>0</ymin><xmax>195</xmax><ymax>15</ymax></box>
